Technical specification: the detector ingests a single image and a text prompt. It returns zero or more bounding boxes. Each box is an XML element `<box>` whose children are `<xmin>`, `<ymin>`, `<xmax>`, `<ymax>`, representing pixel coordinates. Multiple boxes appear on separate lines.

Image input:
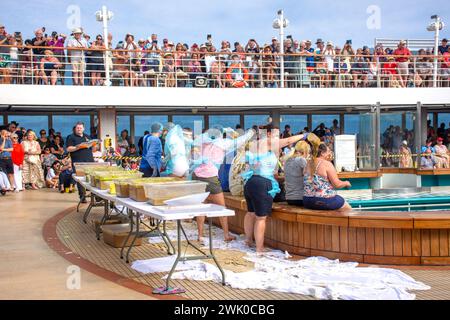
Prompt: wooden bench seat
<box><xmin>224</xmin><ymin>193</ymin><xmax>450</xmax><ymax>229</ymax></box>
<box><xmin>223</xmin><ymin>193</ymin><xmax>450</xmax><ymax>265</ymax></box>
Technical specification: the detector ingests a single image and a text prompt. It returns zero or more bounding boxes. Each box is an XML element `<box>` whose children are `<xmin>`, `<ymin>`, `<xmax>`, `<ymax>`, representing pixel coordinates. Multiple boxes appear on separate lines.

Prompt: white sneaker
<box><xmin>14</xmin><ymin>189</ymin><xmax>20</xmax><ymax>193</ymax></box>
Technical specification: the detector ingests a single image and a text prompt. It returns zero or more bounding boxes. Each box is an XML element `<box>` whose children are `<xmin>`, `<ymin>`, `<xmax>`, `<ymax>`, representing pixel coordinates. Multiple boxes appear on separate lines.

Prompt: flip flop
<box><xmin>152</xmin><ymin>286</ymin><xmax>186</xmax><ymax>295</ymax></box>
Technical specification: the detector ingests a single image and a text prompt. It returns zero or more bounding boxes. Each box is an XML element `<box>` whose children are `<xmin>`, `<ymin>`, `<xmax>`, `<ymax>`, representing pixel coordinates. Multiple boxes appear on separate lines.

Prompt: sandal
<box><xmin>152</xmin><ymin>286</ymin><xmax>186</xmax><ymax>295</ymax></box>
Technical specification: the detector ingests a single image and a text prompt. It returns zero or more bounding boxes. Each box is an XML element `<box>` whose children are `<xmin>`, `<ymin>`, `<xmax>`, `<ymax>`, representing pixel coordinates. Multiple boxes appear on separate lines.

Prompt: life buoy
<box><xmin>226</xmin><ymin>63</ymin><xmax>249</xmax><ymax>88</ymax></box>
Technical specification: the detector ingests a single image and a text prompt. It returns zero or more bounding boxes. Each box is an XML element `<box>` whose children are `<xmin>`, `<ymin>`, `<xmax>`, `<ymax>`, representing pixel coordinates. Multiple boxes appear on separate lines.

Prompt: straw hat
<box><xmin>230</xmin><ymin>53</ymin><xmax>240</xmax><ymax>59</ymax></box>
<box><xmin>72</xmin><ymin>27</ymin><xmax>83</xmax><ymax>34</ymax></box>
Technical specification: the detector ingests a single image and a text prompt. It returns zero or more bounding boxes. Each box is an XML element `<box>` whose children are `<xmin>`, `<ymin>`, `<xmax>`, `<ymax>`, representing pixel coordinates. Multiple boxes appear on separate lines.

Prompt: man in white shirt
<box><xmin>67</xmin><ymin>28</ymin><xmax>88</xmax><ymax>85</ymax></box>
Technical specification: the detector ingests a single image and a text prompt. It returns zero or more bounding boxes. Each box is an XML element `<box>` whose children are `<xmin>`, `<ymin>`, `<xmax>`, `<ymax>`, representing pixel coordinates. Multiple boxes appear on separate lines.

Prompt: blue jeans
<box><xmin>303</xmin><ymin>196</ymin><xmax>345</xmax><ymax>210</ymax></box>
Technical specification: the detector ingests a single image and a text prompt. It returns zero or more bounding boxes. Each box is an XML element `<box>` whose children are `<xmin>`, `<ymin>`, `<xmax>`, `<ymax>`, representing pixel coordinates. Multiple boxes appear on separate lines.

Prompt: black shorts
<box><xmin>287</xmin><ymin>199</ymin><xmax>304</xmax><ymax>207</ymax></box>
<box><xmin>244</xmin><ymin>175</ymin><xmax>273</xmax><ymax>217</ymax></box>
<box><xmin>0</xmin><ymin>158</ymin><xmax>14</xmax><ymax>175</ymax></box>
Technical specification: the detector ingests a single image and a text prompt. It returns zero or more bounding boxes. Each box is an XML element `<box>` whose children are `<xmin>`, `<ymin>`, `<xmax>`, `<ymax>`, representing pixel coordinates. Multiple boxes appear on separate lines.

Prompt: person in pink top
<box><xmin>48</xmin><ymin>31</ymin><xmax>67</xmax><ymax>84</ymax></box>
<box><xmin>192</xmin><ymin>128</ymin><xmax>254</xmax><ymax>242</ymax></box>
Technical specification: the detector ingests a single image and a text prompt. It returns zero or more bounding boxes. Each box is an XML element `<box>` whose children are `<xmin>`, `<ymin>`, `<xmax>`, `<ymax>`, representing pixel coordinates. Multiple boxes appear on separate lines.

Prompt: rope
<box><xmin>93</xmin><ymin>156</ymin><xmax>142</xmax><ymax>161</ymax></box>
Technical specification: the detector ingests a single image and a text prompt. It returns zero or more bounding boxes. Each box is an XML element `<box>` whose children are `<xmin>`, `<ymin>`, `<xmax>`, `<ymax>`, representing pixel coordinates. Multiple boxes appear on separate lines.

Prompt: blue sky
<box><xmin>1</xmin><ymin>0</ymin><xmax>449</xmax><ymax>48</ymax></box>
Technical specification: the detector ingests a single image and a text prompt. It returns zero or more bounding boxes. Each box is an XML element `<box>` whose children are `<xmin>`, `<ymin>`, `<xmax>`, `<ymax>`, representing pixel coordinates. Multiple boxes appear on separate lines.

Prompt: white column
<box><xmin>98</xmin><ymin>107</ymin><xmax>117</xmax><ymax>151</ymax></box>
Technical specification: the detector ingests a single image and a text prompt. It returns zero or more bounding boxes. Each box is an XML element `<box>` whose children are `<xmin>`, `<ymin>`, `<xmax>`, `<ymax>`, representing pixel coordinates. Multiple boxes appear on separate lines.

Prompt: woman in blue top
<box><xmin>243</xmin><ymin>124</ymin><xmax>309</xmax><ymax>254</ymax></box>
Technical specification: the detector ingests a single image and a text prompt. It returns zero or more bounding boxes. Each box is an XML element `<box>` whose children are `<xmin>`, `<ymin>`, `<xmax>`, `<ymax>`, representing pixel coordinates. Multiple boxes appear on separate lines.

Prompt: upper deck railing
<box><xmin>0</xmin><ymin>44</ymin><xmax>449</xmax><ymax>88</ymax></box>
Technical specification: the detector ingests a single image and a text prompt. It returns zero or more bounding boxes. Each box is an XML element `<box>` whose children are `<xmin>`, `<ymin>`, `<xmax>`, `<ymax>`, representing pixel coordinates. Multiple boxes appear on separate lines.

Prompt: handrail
<box><xmin>0</xmin><ymin>43</ymin><xmax>444</xmax><ymax>59</ymax></box>
<box><xmin>0</xmin><ymin>43</ymin><xmax>448</xmax><ymax>88</ymax></box>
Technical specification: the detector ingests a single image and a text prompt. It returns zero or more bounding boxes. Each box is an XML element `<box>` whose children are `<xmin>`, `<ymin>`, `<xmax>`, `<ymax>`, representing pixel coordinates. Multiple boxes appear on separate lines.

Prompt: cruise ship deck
<box><xmin>1</xmin><ymin>188</ymin><xmax>450</xmax><ymax>300</ymax></box>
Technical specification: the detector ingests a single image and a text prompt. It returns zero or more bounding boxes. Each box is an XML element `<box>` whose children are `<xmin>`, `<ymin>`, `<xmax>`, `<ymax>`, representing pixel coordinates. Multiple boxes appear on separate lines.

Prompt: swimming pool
<box><xmin>347</xmin><ymin>188</ymin><xmax>450</xmax><ymax>211</ymax></box>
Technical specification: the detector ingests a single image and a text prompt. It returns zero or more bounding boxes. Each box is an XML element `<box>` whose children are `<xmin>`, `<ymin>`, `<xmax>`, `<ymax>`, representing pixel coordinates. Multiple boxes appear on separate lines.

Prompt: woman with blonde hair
<box><xmin>303</xmin><ymin>143</ymin><xmax>351</xmax><ymax>210</ymax></box>
<box><xmin>284</xmin><ymin>141</ymin><xmax>311</xmax><ymax>206</ymax></box>
<box><xmin>40</xmin><ymin>50</ymin><xmax>62</xmax><ymax>85</ymax></box>
<box><xmin>21</xmin><ymin>131</ymin><xmax>45</xmax><ymax>189</ymax></box>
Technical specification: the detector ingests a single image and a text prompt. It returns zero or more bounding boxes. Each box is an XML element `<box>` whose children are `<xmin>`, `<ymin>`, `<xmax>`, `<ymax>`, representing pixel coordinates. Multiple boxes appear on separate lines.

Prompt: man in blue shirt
<box><xmin>439</xmin><ymin>38</ymin><xmax>449</xmax><ymax>55</ymax></box>
<box><xmin>139</xmin><ymin>122</ymin><xmax>163</xmax><ymax>177</ymax></box>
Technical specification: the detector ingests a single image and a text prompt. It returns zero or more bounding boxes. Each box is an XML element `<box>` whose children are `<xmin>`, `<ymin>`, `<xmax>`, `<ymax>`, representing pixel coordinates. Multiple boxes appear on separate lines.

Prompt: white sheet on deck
<box><xmin>137</xmin><ymin>222</ymin><xmax>430</xmax><ymax>300</ymax></box>
<box><xmin>131</xmin><ymin>256</ymin><xmax>202</xmax><ymax>274</ymax></box>
<box><xmin>166</xmin><ymin>255</ymin><xmax>430</xmax><ymax>300</ymax></box>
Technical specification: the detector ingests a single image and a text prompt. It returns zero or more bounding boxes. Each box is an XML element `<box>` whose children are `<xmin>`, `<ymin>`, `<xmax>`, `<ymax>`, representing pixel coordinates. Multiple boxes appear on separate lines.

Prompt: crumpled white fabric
<box><xmin>166</xmin><ymin>256</ymin><xmax>430</xmax><ymax>300</ymax></box>
<box><xmin>131</xmin><ymin>255</ymin><xmax>202</xmax><ymax>274</ymax></box>
<box><xmin>140</xmin><ymin>221</ymin><xmax>430</xmax><ymax>300</ymax></box>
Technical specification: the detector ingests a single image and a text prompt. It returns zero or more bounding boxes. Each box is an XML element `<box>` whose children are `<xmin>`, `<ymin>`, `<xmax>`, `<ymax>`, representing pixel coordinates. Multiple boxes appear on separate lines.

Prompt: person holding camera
<box><xmin>48</xmin><ymin>31</ymin><xmax>67</xmax><ymax>84</ymax></box>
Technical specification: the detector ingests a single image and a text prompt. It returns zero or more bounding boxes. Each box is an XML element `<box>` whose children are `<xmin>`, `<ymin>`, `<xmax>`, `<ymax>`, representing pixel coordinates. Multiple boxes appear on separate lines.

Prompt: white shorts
<box><xmin>397</xmin><ymin>62</ymin><xmax>409</xmax><ymax>75</ymax></box>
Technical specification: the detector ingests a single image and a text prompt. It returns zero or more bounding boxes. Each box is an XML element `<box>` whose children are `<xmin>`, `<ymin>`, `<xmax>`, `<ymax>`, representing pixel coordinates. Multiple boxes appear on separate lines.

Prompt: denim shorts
<box><xmin>303</xmin><ymin>195</ymin><xmax>345</xmax><ymax>211</ymax></box>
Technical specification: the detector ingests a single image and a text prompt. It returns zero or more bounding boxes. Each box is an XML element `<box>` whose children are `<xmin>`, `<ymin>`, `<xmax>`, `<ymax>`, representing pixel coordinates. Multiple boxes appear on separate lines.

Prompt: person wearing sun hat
<box><xmin>435</xmin><ymin>136</ymin><xmax>450</xmax><ymax>168</ymax></box>
<box><xmin>162</xmin><ymin>51</ymin><xmax>176</xmax><ymax>87</ymax></box>
<box><xmin>399</xmin><ymin>140</ymin><xmax>413</xmax><ymax>168</ymax></box>
<box><xmin>67</xmin><ymin>27</ymin><xmax>88</xmax><ymax>85</ymax></box>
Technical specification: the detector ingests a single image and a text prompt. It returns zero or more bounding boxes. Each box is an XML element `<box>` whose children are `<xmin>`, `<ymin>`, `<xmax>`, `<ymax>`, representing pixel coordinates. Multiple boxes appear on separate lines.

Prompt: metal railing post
<box><xmin>30</xmin><ymin>50</ymin><xmax>35</xmax><ymax>84</ymax></box>
<box><xmin>101</xmin><ymin>5</ymin><xmax>111</xmax><ymax>86</ymax></box>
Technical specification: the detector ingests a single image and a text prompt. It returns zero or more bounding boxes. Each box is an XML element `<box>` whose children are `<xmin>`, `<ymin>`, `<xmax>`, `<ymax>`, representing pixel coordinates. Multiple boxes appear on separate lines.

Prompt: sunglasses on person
<box><xmin>96</xmin><ymin>37</ymin><xmax>103</xmax><ymax>41</ymax></box>
<box><xmin>11</xmin><ymin>137</ymin><xmax>18</xmax><ymax>140</ymax></box>
<box><xmin>40</xmin><ymin>131</ymin><xmax>46</xmax><ymax>135</ymax></box>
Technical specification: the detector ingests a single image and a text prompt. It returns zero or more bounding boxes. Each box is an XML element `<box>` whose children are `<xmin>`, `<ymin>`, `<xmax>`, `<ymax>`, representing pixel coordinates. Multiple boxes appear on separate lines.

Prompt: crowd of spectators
<box><xmin>0</xmin><ymin>121</ymin><xmax>142</xmax><ymax>195</ymax></box>
<box><xmin>0</xmin><ymin>23</ymin><xmax>449</xmax><ymax>88</ymax></box>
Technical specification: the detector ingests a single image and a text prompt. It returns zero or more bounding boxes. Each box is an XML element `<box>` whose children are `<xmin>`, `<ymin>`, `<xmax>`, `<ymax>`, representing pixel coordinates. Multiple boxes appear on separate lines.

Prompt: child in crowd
<box><xmin>129</xmin><ymin>159</ymin><xmax>139</xmax><ymax>170</ymax></box>
<box><xmin>58</xmin><ymin>157</ymin><xmax>75</xmax><ymax>193</ymax></box>
<box><xmin>46</xmin><ymin>160</ymin><xmax>61</xmax><ymax>189</ymax></box>
<box><xmin>41</xmin><ymin>146</ymin><xmax>57</xmax><ymax>177</ymax></box>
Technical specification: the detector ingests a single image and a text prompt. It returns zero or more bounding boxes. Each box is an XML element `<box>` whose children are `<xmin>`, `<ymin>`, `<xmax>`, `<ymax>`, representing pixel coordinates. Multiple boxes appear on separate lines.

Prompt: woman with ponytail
<box><xmin>284</xmin><ymin>141</ymin><xmax>311</xmax><ymax>207</ymax></box>
<box><xmin>303</xmin><ymin>143</ymin><xmax>352</xmax><ymax>211</ymax></box>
